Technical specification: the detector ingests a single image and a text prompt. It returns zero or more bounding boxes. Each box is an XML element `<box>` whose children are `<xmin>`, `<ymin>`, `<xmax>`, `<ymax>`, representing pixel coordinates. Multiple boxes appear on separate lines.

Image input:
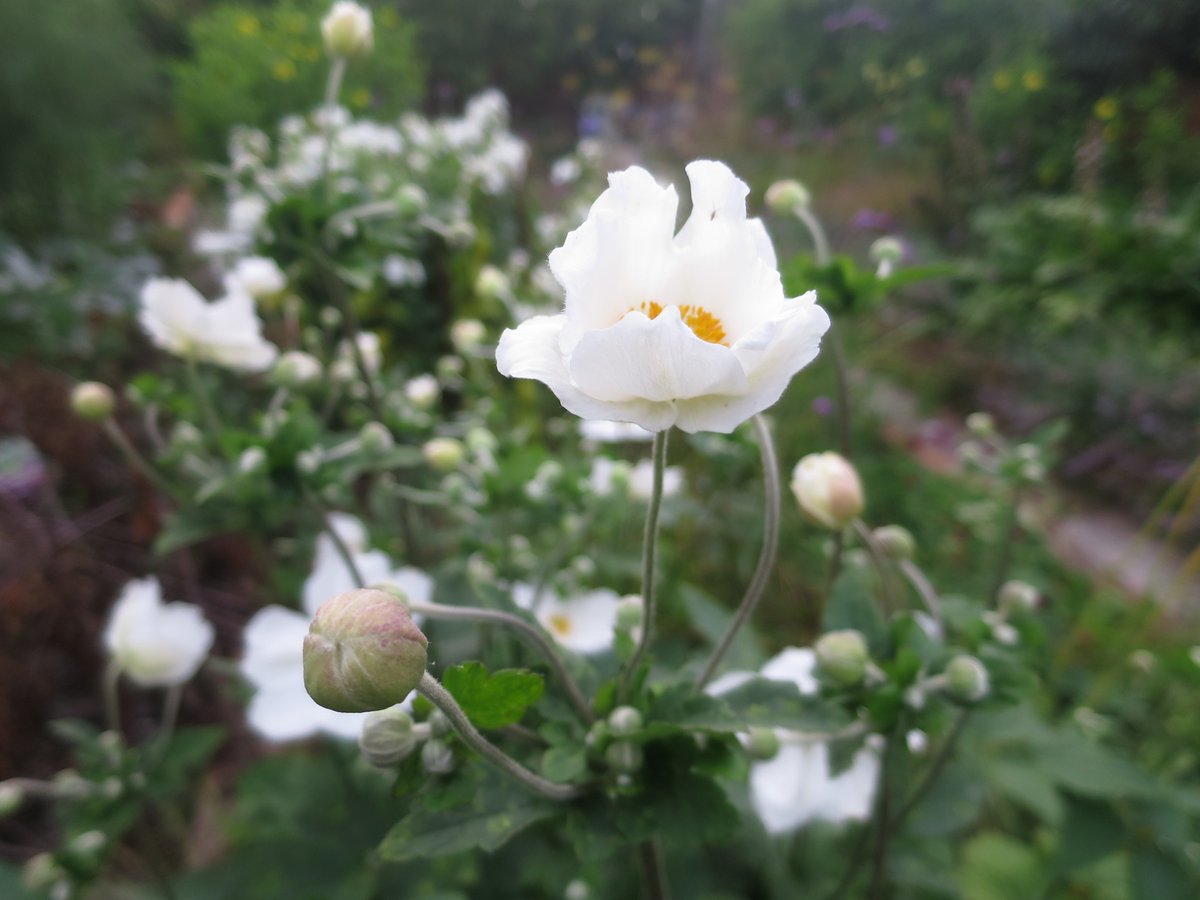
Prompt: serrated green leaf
<box><xmin>378</xmin><ymin>776</ymin><xmax>557</xmax><ymax>862</ymax></box>
<box><xmin>441</xmin><ymin>662</ymin><xmax>544</xmax><ymax>730</ymax></box>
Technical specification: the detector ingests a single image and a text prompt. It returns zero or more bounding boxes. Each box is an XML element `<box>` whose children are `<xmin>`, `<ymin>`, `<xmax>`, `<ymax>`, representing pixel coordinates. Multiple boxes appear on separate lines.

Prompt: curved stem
<box><xmin>829</xmin><ymin>330</ymin><xmax>854</xmax><ymax>459</ymax></box>
<box><xmin>102</xmin><ymin>420</ymin><xmax>178</xmax><ymax>499</ymax></box>
<box><xmin>695</xmin><ymin>415</ymin><xmax>781</xmax><ymax>689</ymax></box>
<box><xmin>621</xmin><ymin>430</ymin><xmax>669</xmax><ymax>697</ymax></box>
<box><xmin>408</xmin><ymin>601</ymin><xmax>593</xmax><ymax>724</ymax></box>
<box><xmin>852</xmin><ymin>519</ymin><xmax>898</xmax><ymax>616</ymax></box>
<box><xmin>303</xmin><ymin>487</ymin><xmax>367</xmax><ymax>589</ymax></box>
<box><xmin>417</xmin><ymin>673</ymin><xmax>582</xmax><ymax>802</ymax></box>
<box><xmin>821</xmin><ymin>529</ymin><xmax>846</xmax><ymax>614</ymax></box>
<box><xmin>797</xmin><ymin>206</ymin><xmax>832</xmax><ymax>266</ymax></box>
<box><xmin>898</xmin><ymin>558</ymin><xmax>943</xmax><ymax>625</ymax></box>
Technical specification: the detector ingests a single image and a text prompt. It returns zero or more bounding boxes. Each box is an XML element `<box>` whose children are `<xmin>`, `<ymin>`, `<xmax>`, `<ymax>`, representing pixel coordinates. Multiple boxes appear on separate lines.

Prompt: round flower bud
<box><xmin>765</xmin><ymin>179</ymin><xmax>811</xmax><ymax>214</ymax></box>
<box><xmin>404</xmin><ymin>374</ymin><xmax>439</xmax><ymax>410</ymax></box>
<box><xmin>815</xmin><ymin>629</ymin><xmax>870</xmax><ymax>687</ymax></box>
<box><xmin>421</xmin><ymin>738</ymin><xmax>455</xmax><ymax>775</ymax></box>
<box><xmin>872</xmin><ymin>524</ymin><xmax>916</xmax><ymax>560</ymax></box>
<box><xmin>359</xmin><ymin>708</ymin><xmax>420</xmax><ymax>767</ymax></box>
<box><xmin>303</xmin><ymin>588</ymin><xmax>429</xmax><ymax>713</ymax></box>
<box><xmin>608</xmin><ymin>706</ymin><xmax>643</xmax><ymax>737</ymax></box>
<box><xmin>0</xmin><ymin>782</ymin><xmax>23</xmax><ymax>817</ymax></box>
<box><xmin>585</xmin><ymin>720</ymin><xmax>610</xmax><ymax>749</ymax></box>
<box><xmin>319</xmin><ymin>306</ymin><xmax>342</xmax><ymax>330</ymax></box>
<box><xmin>475</xmin><ymin>265</ymin><xmax>510</xmax><ymax>300</ymax></box>
<box><xmin>565</xmin><ymin>880</ymin><xmax>591</xmax><ymax>900</ymax></box>
<box><xmin>791</xmin><ymin>452</ymin><xmax>864</xmax><ymax>530</ymax></box>
<box><xmin>22</xmin><ymin>853</ymin><xmax>63</xmax><ymax>893</ymax></box>
<box><xmin>322</xmin><ymin>1</ymin><xmax>373</xmax><ymax>58</ymax></box>
<box><xmin>965</xmin><ymin>412</ymin><xmax>995</xmax><ymax>437</ymax></box>
<box><xmin>998</xmin><ymin>580</ymin><xmax>1038</xmax><ymax>612</ymax></box>
<box><xmin>869</xmin><ymin>236</ymin><xmax>904</xmax><ymax>265</ymax></box>
<box><xmin>605</xmin><ymin>740</ymin><xmax>643</xmax><ymax>775</ymax></box>
<box><xmin>422</xmin><ymin>437</ymin><xmax>465</xmax><ymax>473</ymax></box>
<box><xmin>359</xmin><ymin>422</ymin><xmax>394</xmax><ymax>456</ymax></box>
<box><xmin>394</xmin><ymin>184</ymin><xmax>427</xmax><ymax>218</ymax></box>
<box><xmin>745</xmin><ymin>727</ymin><xmax>781</xmax><ymax>761</ymax></box>
<box><xmin>905</xmin><ymin>729</ymin><xmax>929</xmax><ymax>755</ymax></box>
<box><xmin>272</xmin><ymin>351</ymin><xmax>322</xmax><ymax>388</ymax></box>
<box><xmin>71</xmin><ymin>382</ymin><xmax>115</xmax><ymax>421</ymax></box>
<box><xmin>450</xmin><ymin>319</ymin><xmax>487</xmax><ymax>354</ymax></box>
<box><xmin>427</xmin><ymin>709</ymin><xmax>452</xmax><ymax>739</ymax></box>
<box><xmin>944</xmin><ymin>655</ymin><xmax>990</xmax><ymax>703</ymax></box>
<box><xmin>615</xmin><ymin>596</ymin><xmax>644</xmax><ymax>634</ymax></box>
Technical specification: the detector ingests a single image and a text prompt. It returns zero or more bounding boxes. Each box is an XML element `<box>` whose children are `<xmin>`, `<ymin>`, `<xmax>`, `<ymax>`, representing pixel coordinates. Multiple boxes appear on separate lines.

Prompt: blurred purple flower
<box><xmin>812</xmin><ymin>396</ymin><xmax>834</xmax><ymax>417</ymax></box>
<box><xmin>850</xmin><ymin>208</ymin><xmax>895</xmax><ymax>232</ymax></box>
<box><xmin>877</xmin><ymin>124</ymin><xmax>899</xmax><ymax>147</ymax></box>
<box><xmin>824</xmin><ymin>6</ymin><xmax>890</xmax><ymax>32</ymax></box>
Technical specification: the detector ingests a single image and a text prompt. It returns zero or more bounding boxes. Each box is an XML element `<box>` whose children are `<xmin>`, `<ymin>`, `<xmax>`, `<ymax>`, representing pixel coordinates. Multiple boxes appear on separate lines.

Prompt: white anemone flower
<box><xmin>709</xmin><ymin>647</ymin><xmax>880</xmax><ymax>835</ymax></box>
<box><xmin>497</xmin><ymin>161</ymin><xmax>831</xmax><ymax>433</ymax></box>
<box><xmin>512</xmin><ymin>584</ymin><xmax>620</xmax><ymax>655</ymax></box>
<box><xmin>240</xmin><ymin>516</ymin><xmax>431</xmax><ymax>742</ymax></box>
<box><xmin>139</xmin><ymin>278</ymin><xmax>277</xmax><ymax>372</ymax></box>
<box><xmin>104</xmin><ymin>578</ymin><xmax>214</xmax><ymax>688</ymax></box>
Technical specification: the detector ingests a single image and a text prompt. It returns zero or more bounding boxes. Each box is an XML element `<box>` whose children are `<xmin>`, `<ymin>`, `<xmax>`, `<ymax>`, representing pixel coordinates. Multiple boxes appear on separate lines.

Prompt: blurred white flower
<box><xmin>709</xmin><ymin>647</ymin><xmax>879</xmax><ymax>835</ymax></box>
<box><xmin>382</xmin><ymin>255</ymin><xmax>426</xmax><ymax>287</ymax></box>
<box><xmin>579</xmin><ymin>419</ymin><xmax>655</xmax><ymax>443</ymax></box>
<box><xmin>550</xmin><ymin>156</ymin><xmax>583</xmax><ymax>186</ymax></box>
<box><xmin>496</xmin><ymin>161</ymin><xmax>830</xmax><ymax>433</ymax></box>
<box><xmin>240</xmin><ymin>515</ymin><xmax>430</xmax><ymax>742</ymax></box>
<box><xmin>629</xmin><ymin>458</ymin><xmax>684</xmax><ymax>500</ymax></box>
<box><xmin>225</xmin><ymin>256</ymin><xmax>286</xmax><ymax>299</ymax></box>
<box><xmin>587</xmin><ymin>457</ymin><xmax>631</xmax><ymax>496</ymax></box>
<box><xmin>404</xmin><ymin>373</ymin><xmax>440</xmax><ymax>409</ymax></box>
<box><xmin>512</xmin><ymin>584</ymin><xmax>620</xmax><ymax>655</ymax></box>
<box><xmin>194</xmin><ymin>194</ymin><xmax>267</xmax><ymax>256</ymax></box>
<box><xmin>104</xmin><ymin>578</ymin><xmax>214</xmax><ymax>688</ymax></box>
<box><xmin>138</xmin><ymin>278</ymin><xmax>277</xmax><ymax>372</ymax></box>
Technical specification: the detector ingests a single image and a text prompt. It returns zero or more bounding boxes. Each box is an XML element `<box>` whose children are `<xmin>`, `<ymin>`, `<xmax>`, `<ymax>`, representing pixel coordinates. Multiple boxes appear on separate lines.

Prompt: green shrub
<box><xmin>173</xmin><ymin>0</ymin><xmax>424</xmax><ymax>159</ymax></box>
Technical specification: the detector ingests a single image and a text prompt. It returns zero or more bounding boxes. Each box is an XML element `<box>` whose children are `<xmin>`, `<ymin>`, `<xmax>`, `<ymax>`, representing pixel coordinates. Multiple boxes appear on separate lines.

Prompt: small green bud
<box><xmin>564</xmin><ymin>880</ymin><xmax>591</xmax><ymax>900</ymax></box>
<box><xmin>71</xmin><ymin>382</ymin><xmax>115</xmax><ymax>421</ymax></box>
<box><xmin>0</xmin><ymin>782</ymin><xmax>23</xmax><ymax>816</ymax></box>
<box><xmin>745</xmin><ymin>728</ymin><xmax>781</xmax><ymax>761</ymax></box>
<box><xmin>764</xmin><ymin>179</ymin><xmax>811</xmax><ymax>214</ymax></box>
<box><xmin>359</xmin><ymin>421</ymin><xmax>394</xmax><ymax>455</ymax></box>
<box><xmin>815</xmin><ymin>629</ymin><xmax>869</xmax><ymax>686</ymax></box>
<box><xmin>998</xmin><ymin>580</ymin><xmax>1038</xmax><ymax>612</ymax></box>
<box><xmin>605</xmin><ymin>740</ymin><xmax>643</xmax><ymax>775</ymax></box>
<box><xmin>608</xmin><ymin>706</ymin><xmax>643</xmax><ymax>736</ymax></box>
<box><xmin>615</xmin><ymin>596</ymin><xmax>644</xmax><ymax>633</ymax></box>
<box><xmin>22</xmin><ymin>853</ymin><xmax>62</xmax><ymax>892</ymax></box>
<box><xmin>965</xmin><ymin>412</ymin><xmax>995</xmax><ymax>437</ymax></box>
<box><xmin>422</xmin><ymin>437</ymin><xmax>465</xmax><ymax>472</ymax></box>
<box><xmin>945</xmin><ymin>655</ymin><xmax>990</xmax><ymax>703</ymax></box>
<box><xmin>303</xmin><ymin>588</ymin><xmax>429</xmax><ymax>713</ymax></box>
<box><xmin>359</xmin><ymin>708</ymin><xmax>419</xmax><ymax>767</ymax></box>
<box><xmin>869</xmin><ymin>236</ymin><xmax>904</xmax><ymax>264</ymax></box>
<box><xmin>873</xmin><ymin>524</ymin><xmax>916</xmax><ymax>560</ymax></box>
<box><xmin>585</xmin><ymin>720</ymin><xmax>610</xmax><ymax>749</ymax></box>
<box><xmin>272</xmin><ymin>351</ymin><xmax>322</xmax><ymax>388</ymax></box>
<box><xmin>421</xmin><ymin>738</ymin><xmax>455</xmax><ymax>774</ymax></box>
<box><xmin>427</xmin><ymin>709</ymin><xmax>452</xmax><ymax>739</ymax></box>
<box><xmin>394</xmin><ymin>184</ymin><xmax>428</xmax><ymax>218</ymax></box>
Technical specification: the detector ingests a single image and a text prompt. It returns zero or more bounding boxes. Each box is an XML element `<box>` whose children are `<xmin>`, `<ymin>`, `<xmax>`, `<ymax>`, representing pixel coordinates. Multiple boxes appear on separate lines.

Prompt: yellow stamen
<box><xmin>549</xmin><ymin>613</ymin><xmax>573</xmax><ymax>636</ymax></box>
<box><xmin>634</xmin><ymin>301</ymin><xmax>728</xmax><ymax>346</ymax></box>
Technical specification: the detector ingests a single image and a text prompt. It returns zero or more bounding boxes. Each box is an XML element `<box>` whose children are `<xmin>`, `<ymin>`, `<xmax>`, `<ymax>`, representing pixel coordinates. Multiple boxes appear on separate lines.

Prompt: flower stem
<box><xmin>695</xmin><ymin>414</ymin><xmax>781</xmax><ymax>689</ymax></box>
<box><xmin>622</xmin><ymin>430</ymin><xmax>669</xmax><ymax>698</ymax></box>
<box><xmin>103</xmin><ymin>660</ymin><xmax>122</xmax><ymax>733</ymax></box>
<box><xmin>638</xmin><ymin>839</ymin><xmax>672</xmax><ymax>900</ymax></box>
<box><xmin>303</xmin><ymin>486</ymin><xmax>367</xmax><ymax>589</ymax></box>
<box><xmin>417</xmin><ymin>672</ymin><xmax>582</xmax><ymax>802</ymax></box>
<box><xmin>101</xmin><ymin>420</ymin><xmax>178</xmax><ymax>499</ymax></box>
<box><xmin>987</xmin><ymin>485</ymin><xmax>1021</xmax><ymax>605</ymax></box>
<box><xmin>407</xmin><ymin>600</ymin><xmax>593</xmax><ymax>724</ymax></box>
<box><xmin>797</xmin><ymin>206</ymin><xmax>832</xmax><ymax>267</ymax></box>
<box><xmin>184</xmin><ymin>355</ymin><xmax>224</xmax><ymax>441</ymax></box>
<box><xmin>320</xmin><ymin>57</ymin><xmax>347</xmax><ymax>192</ymax></box>
<box><xmin>898</xmin><ymin>558</ymin><xmax>944</xmax><ymax>626</ymax></box>
<box><xmin>853</xmin><ymin>519</ymin><xmax>898</xmax><ymax>616</ymax></box>
<box><xmin>888</xmin><ymin>710</ymin><xmax>969</xmax><ymax>832</ymax></box>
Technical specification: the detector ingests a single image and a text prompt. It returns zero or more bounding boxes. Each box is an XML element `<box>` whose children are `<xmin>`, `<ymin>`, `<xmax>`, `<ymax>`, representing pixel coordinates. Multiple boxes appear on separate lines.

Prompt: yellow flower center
<box><xmin>549</xmin><ymin>613</ymin><xmax>573</xmax><ymax>636</ymax></box>
<box><xmin>634</xmin><ymin>301</ymin><xmax>728</xmax><ymax>346</ymax></box>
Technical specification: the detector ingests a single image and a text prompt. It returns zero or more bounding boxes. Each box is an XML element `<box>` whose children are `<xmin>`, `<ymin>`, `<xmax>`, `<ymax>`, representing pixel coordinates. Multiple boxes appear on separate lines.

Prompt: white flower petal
<box><xmin>760</xmin><ymin>647</ymin><xmax>820</xmax><ymax>695</ymax></box>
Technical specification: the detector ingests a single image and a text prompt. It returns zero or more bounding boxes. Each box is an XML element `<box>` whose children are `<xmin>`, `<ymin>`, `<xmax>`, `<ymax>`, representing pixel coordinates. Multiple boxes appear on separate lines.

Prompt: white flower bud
<box><xmin>944</xmin><ymin>655</ymin><xmax>989</xmax><ymax>703</ymax></box>
<box><xmin>872</xmin><ymin>525</ymin><xmax>916</xmax><ymax>560</ymax></box>
<box><xmin>238</xmin><ymin>447</ymin><xmax>267</xmax><ymax>475</ymax></box>
<box><xmin>359</xmin><ymin>708</ymin><xmax>420</xmax><ymax>767</ymax></box>
<box><xmin>0</xmin><ymin>782</ymin><xmax>23</xmax><ymax>817</ymax></box>
<box><xmin>475</xmin><ymin>264</ymin><xmax>510</xmax><ymax>300</ymax></box>
<box><xmin>71</xmin><ymin>382</ymin><xmax>115</xmax><ymax>421</ymax></box>
<box><xmin>965</xmin><ymin>412</ymin><xmax>995</xmax><ymax>437</ymax></box>
<box><xmin>615</xmin><ymin>596</ymin><xmax>644</xmax><ymax>635</ymax></box>
<box><xmin>404</xmin><ymin>374</ymin><xmax>439</xmax><ymax>409</ymax></box>
<box><xmin>998</xmin><ymin>580</ymin><xmax>1038</xmax><ymax>612</ymax></box>
<box><xmin>764</xmin><ymin>179</ymin><xmax>811</xmax><ymax>214</ymax></box>
<box><xmin>319</xmin><ymin>306</ymin><xmax>342</xmax><ymax>330</ymax></box>
<box><xmin>427</xmin><ymin>709</ymin><xmax>453</xmax><ymax>739</ymax></box>
<box><xmin>22</xmin><ymin>853</ymin><xmax>63</xmax><ymax>892</ymax></box>
<box><xmin>565</xmin><ymin>880</ymin><xmax>591</xmax><ymax>900</ymax></box>
<box><xmin>905</xmin><ymin>729</ymin><xmax>929</xmax><ymax>755</ymax></box>
<box><xmin>869</xmin><ymin>236</ymin><xmax>904</xmax><ymax>265</ymax></box>
<box><xmin>791</xmin><ymin>452</ymin><xmax>865</xmax><ymax>530</ymax></box>
<box><xmin>358</xmin><ymin>422</ymin><xmax>394</xmax><ymax>456</ymax></box>
<box><xmin>272</xmin><ymin>351</ymin><xmax>322</xmax><ymax>388</ymax></box>
<box><xmin>608</xmin><ymin>706</ymin><xmax>643</xmax><ymax>736</ymax></box>
<box><xmin>421</xmin><ymin>738</ymin><xmax>456</xmax><ymax>774</ymax></box>
<box><xmin>422</xmin><ymin>437</ymin><xmax>465</xmax><ymax>472</ymax></box>
<box><xmin>815</xmin><ymin>629</ymin><xmax>870</xmax><ymax>686</ymax></box>
<box><xmin>322</xmin><ymin>1</ymin><xmax>373</xmax><ymax>58</ymax></box>
<box><xmin>605</xmin><ymin>740</ymin><xmax>643</xmax><ymax>774</ymax></box>
<box><xmin>450</xmin><ymin>319</ymin><xmax>487</xmax><ymax>354</ymax></box>
<box><xmin>303</xmin><ymin>588</ymin><xmax>428</xmax><ymax>713</ymax></box>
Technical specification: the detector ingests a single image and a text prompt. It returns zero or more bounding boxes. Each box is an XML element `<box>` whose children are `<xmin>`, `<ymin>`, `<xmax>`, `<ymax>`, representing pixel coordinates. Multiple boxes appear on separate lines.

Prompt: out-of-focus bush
<box><xmin>392</xmin><ymin>0</ymin><xmax>697</xmax><ymax>114</ymax></box>
<box><xmin>0</xmin><ymin>0</ymin><xmax>157</xmax><ymax>241</ymax></box>
<box><xmin>173</xmin><ymin>0</ymin><xmax>424</xmax><ymax>158</ymax></box>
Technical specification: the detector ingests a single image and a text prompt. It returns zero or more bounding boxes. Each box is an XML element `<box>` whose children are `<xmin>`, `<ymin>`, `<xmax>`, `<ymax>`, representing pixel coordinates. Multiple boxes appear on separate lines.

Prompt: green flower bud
<box><xmin>945</xmin><ymin>655</ymin><xmax>990</xmax><ymax>703</ymax></box>
<box><xmin>585</xmin><ymin>720</ymin><xmax>610</xmax><ymax>749</ymax></box>
<box><xmin>608</xmin><ymin>706</ymin><xmax>643</xmax><ymax>737</ymax></box>
<box><xmin>998</xmin><ymin>580</ymin><xmax>1038</xmax><ymax>612</ymax></box>
<box><xmin>615</xmin><ymin>596</ymin><xmax>644</xmax><ymax>634</ymax></box>
<box><xmin>565</xmin><ymin>880</ymin><xmax>591</xmax><ymax>900</ymax></box>
<box><xmin>0</xmin><ymin>782</ymin><xmax>23</xmax><ymax>817</ymax></box>
<box><xmin>421</xmin><ymin>738</ymin><xmax>455</xmax><ymax>774</ymax></box>
<box><xmin>422</xmin><ymin>437</ymin><xmax>465</xmax><ymax>472</ymax></box>
<box><xmin>427</xmin><ymin>709</ymin><xmax>452</xmax><ymax>739</ymax></box>
<box><xmin>745</xmin><ymin>727</ymin><xmax>781</xmax><ymax>761</ymax></box>
<box><xmin>303</xmin><ymin>588</ymin><xmax>428</xmax><ymax>713</ymax></box>
<box><xmin>965</xmin><ymin>412</ymin><xmax>995</xmax><ymax>437</ymax></box>
<box><xmin>605</xmin><ymin>740</ymin><xmax>643</xmax><ymax>775</ymax></box>
<box><xmin>71</xmin><ymin>382</ymin><xmax>115</xmax><ymax>421</ymax></box>
<box><xmin>791</xmin><ymin>452</ymin><xmax>865</xmax><ymax>530</ymax></box>
<box><xmin>359</xmin><ymin>422</ymin><xmax>394</xmax><ymax>456</ymax></box>
<box><xmin>359</xmin><ymin>708</ymin><xmax>419</xmax><ymax>767</ymax></box>
<box><xmin>873</xmin><ymin>524</ymin><xmax>916</xmax><ymax>560</ymax></box>
<box><xmin>764</xmin><ymin>179</ymin><xmax>811</xmax><ymax>214</ymax></box>
<box><xmin>394</xmin><ymin>184</ymin><xmax>428</xmax><ymax>218</ymax></box>
<box><xmin>869</xmin><ymin>236</ymin><xmax>904</xmax><ymax>264</ymax></box>
<box><xmin>22</xmin><ymin>853</ymin><xmax>62</xmax><ymax>892</ymax></box>
<box><xmin>815</xmin><ymin>629</ymin><xmax>869</xmax><ymax>686</ymax></box>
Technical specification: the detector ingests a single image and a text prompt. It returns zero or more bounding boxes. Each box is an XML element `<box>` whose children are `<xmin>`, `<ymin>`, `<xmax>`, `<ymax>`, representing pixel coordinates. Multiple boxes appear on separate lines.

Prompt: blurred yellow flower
<box><xmin>273</xmin><ymin>59</ymin><xmax>297</xmax><ymax>82</ymax></box>
<box><xmin>282</xmin><ymin>13</ymin><xmax>306</xmax><ymax>35</ymax></box>
<box><xmin>350</xmin><ymin>87</ymin><xmax>370</xmax><ymax>108</ymax></box>
<box><xmin>1094</xmin><ymin>97</ymin><xmax>1118</xmax><ymax>120</ymax></box>
<box><xmin>237</xmin><ymin>14</ymin><xmax>261</xmax><ymax>36</ymax></box>
<box><xmin>905</xmin><ymin>57</ymin><xmax>926</xmax><ymax>78</ymax></box>
<box><xmin>576</xmin><ymin>23</ymin><xmax>595</xmax><ymax>43</ymax></box>
<box><xmin>993</xmin><ymin>70</ymin><xmax>1013</xmax><ymax>92</ymax></box>
<box><xmin>378</xmin><ymin>8</ymin><xmax>399</xmax><ymax>28</ymax></box>
<box><xmin>1022</xmin><ymin>70</ymin><xmax>1045</xmax><ymax>91</ymax></box>
<box><xmin>299</xmin><ymin>44</ymin><xmax>321</xmax><ymax>63</ymax></box>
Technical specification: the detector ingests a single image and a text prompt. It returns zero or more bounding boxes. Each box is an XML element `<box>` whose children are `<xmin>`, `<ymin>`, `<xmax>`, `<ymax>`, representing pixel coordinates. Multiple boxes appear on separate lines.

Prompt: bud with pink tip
<box><xmin>791</xmin><ymin>452</ymin><xmax>865</xmax><ymax>530</ymax></box>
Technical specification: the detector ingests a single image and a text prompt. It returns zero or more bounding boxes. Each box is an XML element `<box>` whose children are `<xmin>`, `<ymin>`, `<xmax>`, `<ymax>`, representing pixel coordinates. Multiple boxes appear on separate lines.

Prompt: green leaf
<box><xmin>960</xmin><ymin>833</ymin><xmax>1047</xmax><ymax>900</ymax></box>
<box><xmin>1054</xmin><ymin>796</ymin><xmax>1126</xmax><ymax>875</ymax></box>
<box><xmin>378</xmin><ymin>775</ymin><xmax>557</xmax><ymax>862</ymax></box>
<box><xmin>823</xmin><ymin>564</ymin><xmax>887</xmax><ymax>652</ymax></box>
<box><xmin>679</xmin><ymin>585</ymin><xmax>764</xmax><ymax>672</ymax></box>
<box><xmin>441</xmin><ymin>662</ymin><xmax>544</xmax><ymax>730</ymax></box>
<box><xmin>1130</xmin><ymin>847</ymin><xmax>1194</xmax><ymax>900</ymax></box>
<box><xmin>647</xmin><ymin>678</ymin><xmax>848</xmax><ymax>735</ymax></box>
<box><xmin>540</xmin><ymin>744</ymin><xmax>587</xmax><ymax>783</ymax></box>
<box><xmin>984</xmin><ymin>758</ymin><xmax>1064</xmax><ymax>824</ymax></box>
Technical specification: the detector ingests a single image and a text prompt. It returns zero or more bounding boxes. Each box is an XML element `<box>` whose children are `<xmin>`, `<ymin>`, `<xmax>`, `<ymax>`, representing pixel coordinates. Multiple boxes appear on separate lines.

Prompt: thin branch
<box><xmin>622</xmin><ymin>430</ymin><xmax>669</xmax><ymax>697</ymax></box>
